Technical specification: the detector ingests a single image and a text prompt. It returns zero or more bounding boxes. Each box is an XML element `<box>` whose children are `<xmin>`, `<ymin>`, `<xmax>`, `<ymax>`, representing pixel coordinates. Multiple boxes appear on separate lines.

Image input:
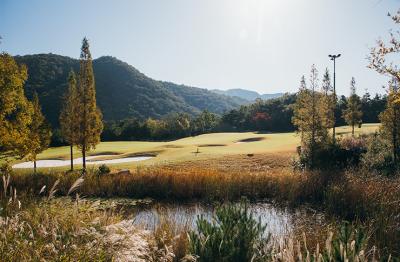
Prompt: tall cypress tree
<box><xmin>76</xmin><ymin>38</ymin><xmax>103</xmax><ymax>171</ymax></box>
<box><xmin>293</xmin><ymin>75</ymin><xmax>308</xmax><ymax>144</ymax></box>
<box><xmin>320</xmin><ymin>68</ymin><xmax>335</xmax><ymax>137</ymax></box>
<box><xmin>292</xmin><ymin>65</ymin><xmax>328</xmax><ymax>168</ymax></box>
<box><xmin>0</xmin><ymin>53</ymin><xmax>33</xmax><ymax>160</ymax></box>
<box><xmin>342</xmin><ymin>77</ymin><xmax>363</xmax><ymax>136</ymax></box>
<box><xmin>25</xmin><ymin>93</ymin><xmax>52</xmax><ymax>173</ymax></box>
<box><xmin>379</xmin><ymin>79</ymin><xmax>400</xmax><ymax>164</ymax></box>
<box><xmin>60</xmin><ymin>71</ymin><xmax>79</xmax><ymax>170</ymax></box>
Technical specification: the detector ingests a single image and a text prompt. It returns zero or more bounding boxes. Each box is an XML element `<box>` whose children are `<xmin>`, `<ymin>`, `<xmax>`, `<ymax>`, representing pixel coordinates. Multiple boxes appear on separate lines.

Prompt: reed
<box><xmin>7</xmin><ymin>157</ymin><xmax>400</xmax><ymax>257</ymax></box>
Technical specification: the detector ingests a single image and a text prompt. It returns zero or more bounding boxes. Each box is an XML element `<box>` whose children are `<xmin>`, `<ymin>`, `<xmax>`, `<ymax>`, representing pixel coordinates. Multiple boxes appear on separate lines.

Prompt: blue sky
<box><xmin>1</xmin><ymin>0</ymin><xmax>399</xmax><ymax>95</ymax></box>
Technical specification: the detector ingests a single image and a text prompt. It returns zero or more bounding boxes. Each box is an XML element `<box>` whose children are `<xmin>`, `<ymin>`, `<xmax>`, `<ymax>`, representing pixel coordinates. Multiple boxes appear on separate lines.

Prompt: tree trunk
<box><xmin>70</xmin><ymin>145</ymin><xmax>74</xmax><ymax>171</ymax></box>
<box><xmin>33</xmin><ymin>159</ymin><xmax>37</xmax><ymax>174</ymax></box>
<box><xmin>352</xmin><ymin>124</ymin><xmax>355</xmax><ymax>136</ymax></box>
<box><xmin>393</xmin><ymin>106</ymin><xmax>398</xmax><ymax>164</ymax></box>
<box><xmin>82</xmin><ymin>145</ymin><xmax>86</xmax><ymax>173</ymax></box>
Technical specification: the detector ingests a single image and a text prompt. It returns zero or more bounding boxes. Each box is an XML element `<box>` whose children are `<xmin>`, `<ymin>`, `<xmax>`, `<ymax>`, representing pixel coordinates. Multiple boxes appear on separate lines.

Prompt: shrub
<box><xmin>188</xmin><ymin>200</ymin><xmax>271</xmax><ymax>262</ymax></box>
<box><xmin>361</xmin><ymin>134</ymin><xmax>398</xmax><ymax>176</ymax></box>
<box><xmin>97</xmin><ymin>164</ymin><xmax>111</xmax><ymax>175</ymax></box>
<box><xmin>296</xmin><ymin>136</ymin><xmax>367</xmax><ymax>170</ymax></box>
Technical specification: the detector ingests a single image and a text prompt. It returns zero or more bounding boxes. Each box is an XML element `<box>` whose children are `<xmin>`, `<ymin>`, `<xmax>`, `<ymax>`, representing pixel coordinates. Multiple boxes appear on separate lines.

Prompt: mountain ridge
<box><xmin>211</xmin><ymin>88</ymin><xmax>284</xmax><ymax>102</ymax></box>
<box><xmin>14</xmin><ymin>53</ymin><xmax>244</xmax><ymax>128</ymax></box>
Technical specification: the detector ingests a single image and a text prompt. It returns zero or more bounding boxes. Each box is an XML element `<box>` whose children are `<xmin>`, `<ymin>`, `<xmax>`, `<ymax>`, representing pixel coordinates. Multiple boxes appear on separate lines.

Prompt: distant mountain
<box><xmin>212</xmin><ymin>88</ymin><xmax>284</xmax><ymax>102</ymax></box>
<box><xmin>14</xmin><ymin>54</ymin><xmax>243</xmax><ymax>128</ymax></box>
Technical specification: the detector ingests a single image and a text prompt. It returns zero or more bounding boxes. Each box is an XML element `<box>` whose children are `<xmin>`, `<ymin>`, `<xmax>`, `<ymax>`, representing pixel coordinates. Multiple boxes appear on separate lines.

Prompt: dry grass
<box><xmin>0</xmin><ymin>197</ymin><xmax>123</xmax><ymax>261</ymax></box>
<box><xmin>6</xmin><ymin>152</ymin><xmax>400</xmax><ymax>258</ymax></box>
<box><xmin>10</xmin><ymin>153</ymin><xmax>299</xmax><ymax>202</ymax></box>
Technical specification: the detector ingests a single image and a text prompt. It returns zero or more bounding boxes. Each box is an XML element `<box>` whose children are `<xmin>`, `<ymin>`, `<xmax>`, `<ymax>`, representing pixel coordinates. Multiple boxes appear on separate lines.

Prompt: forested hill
<box><xmin>14</xmin><ymin>54</ymin><xmax>243</xmax><ymax>127</ymax></box>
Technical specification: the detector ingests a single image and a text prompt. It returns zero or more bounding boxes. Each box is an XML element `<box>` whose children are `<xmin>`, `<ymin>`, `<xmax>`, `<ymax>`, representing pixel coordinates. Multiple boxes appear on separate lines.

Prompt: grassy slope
<box><xmin>15</xmin><ymin>124</ymin><xmax>380</xmax><ymax>171</ymax></box>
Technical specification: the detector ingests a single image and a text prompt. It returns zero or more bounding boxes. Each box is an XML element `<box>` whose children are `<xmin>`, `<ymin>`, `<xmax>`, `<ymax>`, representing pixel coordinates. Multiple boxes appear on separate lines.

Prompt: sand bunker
<box><xmin>162</xmin><ymin>145</ymin><xmax>183</xmax><ymax>149</ymax></box>
<box><xmin>236</xmin><ymin>137</ymin><xmax>266</xmax><ymax>143</ymax></box>
<box><xmin>12</xmin><ymin>155</ymin><xmax>153</xmax><ymax>169</ymax></box>
<box><xmin>198</xmin><ymin>144</ymin><xmax>226</xmax><ymax>147</ymax></box>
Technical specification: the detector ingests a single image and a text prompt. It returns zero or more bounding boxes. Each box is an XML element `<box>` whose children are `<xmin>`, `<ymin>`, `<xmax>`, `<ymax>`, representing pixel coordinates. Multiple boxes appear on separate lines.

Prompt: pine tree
<box><xmin>320</xmin><ymin>68</ymin><xmax>335</xmax><ymax>136</ymax></box>
<box><xmin>76</xmin><ymin>38</ymin><xmax>103</xmax><ymax>171</ymax></box>
<box><xmin>25</xmin><ymin>93</ymin><xmax>52</xmax><ymax>173</ymax></box>
<box><xmin>342</xmin><ymin>77</ymin><xmax>363</xmax><ymax>136</ymax></box>
<box><xmin>0</xmin><ymin>53</ymin><xmax>33</xmax><ymax>160</ymax></box>
<box><xmin>60</xmin><ymin>71</ymin><xmax>79</xmax><ymax>171</ymax></box>
<box><xmin>292</xmin><ymin>75</ymin><xmax>308</xmax><ymax>143</ymax></box>
<box><xmin>379</xmin><ymin>79</ymin><xmax>400</xmax><ymax>164</ymax></box>
<box><xmin>292</xmin><ymin>65</ymin><xmax>328</xmax><ymax>167</ymax></box>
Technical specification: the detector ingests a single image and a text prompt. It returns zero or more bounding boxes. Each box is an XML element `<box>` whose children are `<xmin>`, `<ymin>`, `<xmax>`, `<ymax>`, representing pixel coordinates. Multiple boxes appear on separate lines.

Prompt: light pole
<box><xmin>328</xmin><ymin>53</ymin><xmax>341</xmax><ymax>140</ymax></box>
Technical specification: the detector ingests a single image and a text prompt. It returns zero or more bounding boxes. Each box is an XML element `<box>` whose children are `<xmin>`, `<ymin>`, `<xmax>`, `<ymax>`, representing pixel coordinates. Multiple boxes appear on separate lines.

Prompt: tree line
<box><xmin>87</xmin><ymin>90</ymin><xmax>384</xmax><ymax>143</ymax></box>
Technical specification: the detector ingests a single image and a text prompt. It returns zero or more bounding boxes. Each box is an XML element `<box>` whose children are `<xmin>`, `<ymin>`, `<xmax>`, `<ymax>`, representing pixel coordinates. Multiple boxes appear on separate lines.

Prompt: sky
<box><xmin>1</xmin><ymin>0</ymin><xmax>399</xmax><ymax>96</ymax></box>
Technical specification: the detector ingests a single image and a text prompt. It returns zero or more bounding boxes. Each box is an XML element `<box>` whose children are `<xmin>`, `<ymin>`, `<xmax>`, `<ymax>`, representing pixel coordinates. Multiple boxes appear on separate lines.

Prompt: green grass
<box><xmin>12</xmin><ymin>124</ymin><xmax>380</xmax><ymax>171</ymax></box>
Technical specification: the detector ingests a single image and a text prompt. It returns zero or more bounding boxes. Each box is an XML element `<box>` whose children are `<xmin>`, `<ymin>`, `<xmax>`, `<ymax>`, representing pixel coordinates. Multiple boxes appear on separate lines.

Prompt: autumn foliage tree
<box><xmin>252</xmin><ymin>112</ymin><xmax>271</xmax><ymax>131</ymax></box>
<box><xmin>379</xmin><ymin>79</ymin><xmax>400</xmax><ymax>164</ymax></box>
<box><xmin>369</xmin><ymin>10</ymin><xmax>400</xmax><ymax>167</ymax></box>
<box><xmin>0</xmin><ymin>53</ymin><xmax>33</xmax><ymax>160</ymax></box>
<box><xmin>342</xmin><ymin>77</ymin><xmax>363</xmax><ymax>136</ymax></box>
<box><xmin>76</xmin><ymin>38</ymin><xmax>103</xmax><ymax>171</ymax></box>
<box><xmin>60</xmin><ymin>71</ymin><xmax>79</xmax><ymax>170</ymax></box>
<box><xmin>24</xmin><ymin>93</ymin><xmax>52</xmax><ymax>173</ymax></box>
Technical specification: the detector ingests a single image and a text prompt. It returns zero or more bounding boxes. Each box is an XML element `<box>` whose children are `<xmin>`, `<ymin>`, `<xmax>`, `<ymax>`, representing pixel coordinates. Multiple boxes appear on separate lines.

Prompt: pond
<box><xmin>118</xmin><ymin>201</ymin><xmax>326</xmax><ymax>238</ymax></box>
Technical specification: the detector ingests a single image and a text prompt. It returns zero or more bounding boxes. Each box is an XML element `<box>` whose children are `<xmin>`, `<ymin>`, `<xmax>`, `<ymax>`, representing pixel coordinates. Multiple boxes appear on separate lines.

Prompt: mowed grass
<box><xmin>13</xmin><ymin>124</ymin><xmax>380</xmax><ymax>171</ymax></box>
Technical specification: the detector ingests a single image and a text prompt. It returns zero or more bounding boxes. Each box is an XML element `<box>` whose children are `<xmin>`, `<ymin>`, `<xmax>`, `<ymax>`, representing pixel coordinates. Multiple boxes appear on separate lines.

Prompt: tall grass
<box><xmin>0</xmin><ymin>198</ymin><xmax>122</xmax><ymax>261</ymax></box>
<box><xmin>10</xmin><ymin>166</ymin><xmax>302</xmax><ymax>201</ymax></box>
<box><xmin>0</xmin><ymin>171</ymin><xmax>124</xmax><ymax>261</ymax></box>
<box><xmin>8</xmin><ymin>160</ymin><xmax>400</xmax><ymax>257</ymax></box>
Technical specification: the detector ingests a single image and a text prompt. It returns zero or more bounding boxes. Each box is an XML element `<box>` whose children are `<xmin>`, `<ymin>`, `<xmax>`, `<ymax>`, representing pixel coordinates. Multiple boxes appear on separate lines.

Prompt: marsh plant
<box><xmin>186</xmin><ymin>202</ymin><xmax>384</xmax><ymax>262</ymax></box>
<box><xmin>188</xmin><ymin>200</ymin><xmax>271</xmax><ymax>262</ymax></box>
<box><xmin>0</xmin><ymin>167</ymin><xmax>122</xmax><ymax>261</ymax></box>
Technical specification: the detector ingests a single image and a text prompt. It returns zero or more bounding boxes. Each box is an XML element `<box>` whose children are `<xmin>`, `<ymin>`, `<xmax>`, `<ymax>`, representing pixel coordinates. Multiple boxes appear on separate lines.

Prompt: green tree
<box><xmin>0</xmin><ymin>53</ymin><xmax>33</xmax><ymax>160</ymax></box>
<box><xmin>76</xmin><ymin>38</ymin><xmax>103</xmax><ymax>171</ymax></box>
<box><xmin>292</xmin><ymin>75</ymin><xmax>307</xmax><ymax>142</ymax></box>
<box><xmin>193</xmin><ymin>110</ymin><xmax>219</xmax><ymax>134</ymax></box>
<box><xmin>165</xmin><ymin>113</ymin><xmax>191</xmax><ymax>138</ymax></box>
<box><xmin>25</xmin><ymin>93</ymin><xmax>52</xmax><ymax>173</ymax></box>
<box><xmin>342</xmin><ymin>77</ymin><xmax>363</xmax><ymax>136</ymax></box>
<box><xmin>379</xmin><ymin>79</ymin><xmax>400</xmax><ymax>164</ymax></box>
<box><xmin>146</xmin><ymin>118</ymin><xmax>167</xmax><ymax>138</ymax></box>
<box><xmin>320</xmin><ymin>68</ymin><xmax>335</xmax><ymax>136</ymax></box>
<box><xmin>60</xmin><ymin>71</ymin><xmax>79</xmax><ymax>171</ymax></box>
<box><xmin>292</xmin><ymin>65</ymin><xmax>328</xmax><ymax>167</ymax></box>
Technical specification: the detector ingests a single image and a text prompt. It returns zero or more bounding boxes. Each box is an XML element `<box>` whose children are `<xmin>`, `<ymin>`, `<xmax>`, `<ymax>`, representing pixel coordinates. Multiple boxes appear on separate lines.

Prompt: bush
<box><xmin>188</xmin><ymin>200</ymin><xmax>271</xmax><ymax>262</ymax></box>
<box><xmin>296</xmin><ymin>136</ymin><xmax>367</xmax><ymax>170</ymax></box>
<box><xmin>97</xmin><ymin>164</ymin><xmax>111</xmax><ymax>175</ymax></box>
<box><xmin>361</xmin><ymin>134</ymin><xmax>398</xmax><ymax>176</ymax></box>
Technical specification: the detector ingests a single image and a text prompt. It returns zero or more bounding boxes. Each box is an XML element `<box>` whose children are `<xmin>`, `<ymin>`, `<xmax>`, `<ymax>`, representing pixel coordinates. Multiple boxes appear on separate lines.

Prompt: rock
<box><xmin>104</xmin><ymin>220</ymin><xmax>174</xmax><ymax>262</ymax></box>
